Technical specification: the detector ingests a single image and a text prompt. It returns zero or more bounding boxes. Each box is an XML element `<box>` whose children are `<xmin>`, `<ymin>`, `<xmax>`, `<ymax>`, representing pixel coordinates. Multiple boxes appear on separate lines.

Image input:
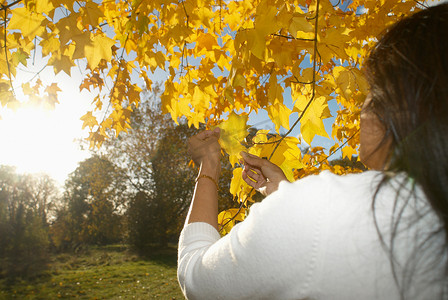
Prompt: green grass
<box><xmin>0</xmin><ymin>245</ymin><xmax>184</xmax><ymax>299</ymax></box>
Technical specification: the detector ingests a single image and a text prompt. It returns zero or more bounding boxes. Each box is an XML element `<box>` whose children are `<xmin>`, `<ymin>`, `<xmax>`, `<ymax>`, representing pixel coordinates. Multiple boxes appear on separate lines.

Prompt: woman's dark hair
<box><xmin>365</xmin><ymin>3</ymin><xmax>448</xmax><ymax>299</ymax></box>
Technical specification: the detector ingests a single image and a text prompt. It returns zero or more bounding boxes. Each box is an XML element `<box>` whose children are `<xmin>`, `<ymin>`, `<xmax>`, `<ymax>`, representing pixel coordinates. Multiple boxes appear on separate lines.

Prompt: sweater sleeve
<box><xmin>177</xmin><ymin>175</ymin><xmax>331</xmax><ymax>300</ymax></box>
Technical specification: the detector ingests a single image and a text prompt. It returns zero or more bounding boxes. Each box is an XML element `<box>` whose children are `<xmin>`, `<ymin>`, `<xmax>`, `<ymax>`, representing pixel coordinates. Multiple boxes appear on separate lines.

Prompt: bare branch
<box><xmin>314</xmin><ymin>129</ymin><xmax>360</xmax><ymax>167</ymax></box>
<box><xmin>413</xmin><ymin>0</ymin><xmax>429</xmax><ymax>9</ymax></box>
<box><xmin>0</xmin><ymin>0</ymin><xmax>21</xmax><ymax>11</ymax></box>
<box><xmin>271</xmin><ymin>33</ymin><xmax>315</xmax><ymax>42</ymax></box>
<box><xmin>3</xmin><ymin>6</ymin><xmax>15</xmax><ymax>97</ymax></box>
<box><xmin>181</xmin><ymin>0</ymin><xmax>189</xmax><ymax>27</ymax></box>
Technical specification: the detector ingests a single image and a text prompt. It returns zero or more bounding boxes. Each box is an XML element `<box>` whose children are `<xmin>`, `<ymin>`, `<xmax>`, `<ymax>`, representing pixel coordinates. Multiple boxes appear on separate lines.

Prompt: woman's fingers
<box><xmin>242</xmin><ymin>164</ymin><xmax>266</xmax><ymax>190</ymax></box>
<box><xmin>240</xmin><ymin>151</ymin><xmax>289</xmax><ymax>196</ymax></box>
<box><xmin>242</xmin><ymin>170</ymin><xmax>263</xmax><ymax>189</ymax></box>
<box><xmin>244</xmin><ymin>166</ymin><xmax>264</xmax><ymax>182</ymax></box>
<box><xmin>240</xmin><ymin>151</ymin><xmax>265</xmax><ymax>168</ymax></box>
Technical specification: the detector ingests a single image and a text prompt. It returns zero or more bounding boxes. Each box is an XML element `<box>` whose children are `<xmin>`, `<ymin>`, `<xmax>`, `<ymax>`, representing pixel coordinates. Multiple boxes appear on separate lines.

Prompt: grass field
<box><xmin>0</xmin><ymin>245</ymin><xmax>184</xmax><ymax>299</ymax></box>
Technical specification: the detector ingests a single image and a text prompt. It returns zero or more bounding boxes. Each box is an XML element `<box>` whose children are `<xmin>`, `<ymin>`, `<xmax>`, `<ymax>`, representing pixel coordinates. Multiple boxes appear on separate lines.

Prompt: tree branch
<box><xmin>3</xmin><ymin>6</ymin><xmax>15</xmax><ymax>97</ymax></box>
<box><xmin>271</xmin><ymin>33</ymin><xmax>314</xmax><ymax>41</ymax></box>
<box><xmin>314</xmin><ymin>129</ymin><xmax>360</xmax><ymax>167</ymax></box>
<box><xmin>0</xmin><ymin>0</ymin><xmax>21</xmax><ymax>11</ymax></box>
<box><xmin>413</xmin><ymin>0</ymin><xmax>428</xmax><ymax>9</ymax></box>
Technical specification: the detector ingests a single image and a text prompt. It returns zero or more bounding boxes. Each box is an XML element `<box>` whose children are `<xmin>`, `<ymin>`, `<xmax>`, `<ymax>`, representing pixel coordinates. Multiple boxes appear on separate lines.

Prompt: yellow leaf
<box><xmin>342</xmin><ymin>145</ymin><xmax>357</xmax><ymax>160</ymax></box>
<box><xmin>319</xmin><ymin>27</ymin><xmax>351</xmax><ymax>63</ymax></box>
<box><xmin>11</xmin><ymin>49</ymin><xmax>28</xmax><ymax>67</ymax></box>
<box><xmin>229</xmin><ymin>167</ymin><xmax>254</xmax><ymax>203</ymax></box>
<box><xmin>72</xmin><ymin>32</ymin><xmax>92</xmax><ymax>60</ymax></box>
<box><xmin>267</xmin><ymin>75</ymin><xmax>283</xmax><ymax>104</ymax></box>
<box><xmin>295</xmin><ymin>96</ymin><xmax>330</xmax><ymax>144</ymax></box>
<box><xmin>266</xmin><ymin>102</ymin><xmax>291</xmax><ymax>132</ymax></box>
<box><xmin>85</xmin><ymin>34</ymin><xmax>116</xmax><ymax>69</ymax></box>
<box><xmin>218</xmin><ymin>207</ymin><xmax>246</xmax><ymax>235</ymax></box>
<box><xmin>300</xmin><ymin>117</ymin><xmax>328</xmax><ymax>145</ymax></box>
<box><xmin>252</xmin><ymin>129</ymin><xmax>270</xmax><ymax>143</ymax></box>
<box><xmin>247</xmin><ymin>28</ymin><xmax>266</xmax><ymax>60</ymax></box>
<box><xmin>8</xmin><ymin>7</ymin><xmax>46</xmax><ymax>37</ymax></box>
<box><xmin>87</xmin><ymin>131</ymin><xmax>106</xmax><ymax>149</ymax></box>
<box><xmin>289</xmin><ymin>13</ymin><xmax>313</xmax><ymax>38</ymax></box>
<box><xmin>249</xmin><ymin>133</ymin><xmax>303</xmax><ymax>182</ymax></box>
<box><xmin>80</xmin><ymin>112</ymin><xmax>98</xmax><ymax>130</ymax></box>
<box><xmin>44</xmin><ymin>83</ymin><xmax>62</xmax><ymax>109</ymax></box>
<box><xmin>48</xmin><ymin>53</ymin><xmax>75</xmax><ymax>76</ymax></box>
<box><xmin>40</xmin><ymin>35</ymin><xmax>61</xmax><ymax>57</ymax></box>
<box><xmin>29</xmin><ymin>0</ymin><xmax>55</xmax><ymax>15</ymax></box>
<box><xmin>80</xmin><ymin>2</ymin><xmax>104</xmax><ymax>29</ymax></box>
<box><xmin>196</xmin><ymin>32</ymin><xmax>218</xmax><ymax>51</ymax></box>
<box><xmin>254</xmin><ymin>0</ymin><xmax>281</xmax><ymax>37</ymax></box>
<box><xmin>216</xmin><ymin>112</ymin><xmax>249</xmax><ymax>166</ymax></box>
<box><xmin>232</xmin><ymin>73</ymin><xmax>246</xmax><ymax>89</ymax></box>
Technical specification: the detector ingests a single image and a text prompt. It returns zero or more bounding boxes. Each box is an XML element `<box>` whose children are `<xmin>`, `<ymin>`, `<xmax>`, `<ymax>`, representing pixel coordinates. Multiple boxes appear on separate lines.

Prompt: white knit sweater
<box><xmin>178</xmin><ymin>171</ymin><xmax>445</xmax><ymax>299</ymax></box>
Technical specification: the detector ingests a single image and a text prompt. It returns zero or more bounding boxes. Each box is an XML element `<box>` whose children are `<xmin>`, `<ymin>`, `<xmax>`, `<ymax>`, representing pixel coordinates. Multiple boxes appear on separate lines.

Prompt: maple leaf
<box><xmin>80</xmin><ymin>111</ymin><xmax>99</xmax><ymax>130</ymax></box>
<box><xmin>48</xmin><ymin>53</ymin><xmax>75</xmax><ymax>76</ymax></box>
<box><xmin>216</xmin><ymin>112</ymin><xmax>249</xmax><ymax>166</ymax></box>
<box><xmin>85</xmin><ymin>34</ymin><xmax>116</xmax><ymax>69</ymax></box>
<box><xmin>8</xmin><ymin>7</ymin><xmax>46</xmax><ymax>37</ymax></box>
<box><xmin>342</xmin><ymin>145</ymin><xmax>358</xmax><ymax>159</ymax></box>
<box><xmin>45</xmin><ymin>83</ymin><xmax>62</xmax><ymax>109</ymax></box>
<box><xmin>295</xmin><ymin>96</ymin><xmax>331</xmax><ymax>144</ymax></box>
<box><xmin>196</xmin><ymin>32</ymin><xmax>218</xmax><ymax>51</ymax></box>
<box><xmin>11</xmin><ymin>50</ymin><xmax>28</xmax><ymax>67</ymax></box>
<box><xmin>80</xmin><ymin>2</ymin><xmax>104</xmax><ymax>29</ymax></box>
<box><xmin>289</xmin><ymin>13</ymin><xmax>313</xmax><ymax>38</ymax></box>
<box><xmin>229</xmin><ymin>167</ymin><xmax>254</xmax><ymax>203</ymax></box>
<box><xmin>40</xmin><ymin>36</ymin><xmax>61</xmax><ymax>57</ymax></box>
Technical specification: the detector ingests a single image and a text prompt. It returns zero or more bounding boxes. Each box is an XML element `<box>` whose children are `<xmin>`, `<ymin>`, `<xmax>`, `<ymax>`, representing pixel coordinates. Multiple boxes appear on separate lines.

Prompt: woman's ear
<box><xmin>360</xmin><ymin>105</ymin><xmax>393</xmax><ymax>170</ymax></box>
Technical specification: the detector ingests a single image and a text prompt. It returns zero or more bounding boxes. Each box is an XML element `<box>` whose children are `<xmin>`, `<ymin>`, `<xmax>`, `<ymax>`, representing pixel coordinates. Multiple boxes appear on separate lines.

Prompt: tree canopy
<box><xmin>0</xmin><ymin>0</ymin><xmax>429</xmax><ymax>225</ymax></box>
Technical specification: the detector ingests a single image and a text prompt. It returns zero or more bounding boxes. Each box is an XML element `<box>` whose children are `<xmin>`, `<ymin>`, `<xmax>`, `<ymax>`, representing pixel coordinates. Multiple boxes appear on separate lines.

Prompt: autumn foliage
<box><xmin>0</xmin><ymin>0</ymin><xmax>426</xmax><ymax>231</ymax></box>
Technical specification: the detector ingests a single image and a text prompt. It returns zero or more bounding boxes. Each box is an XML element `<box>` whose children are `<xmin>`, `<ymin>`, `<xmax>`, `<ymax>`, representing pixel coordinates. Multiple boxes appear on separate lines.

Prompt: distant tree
<box><xmin>149</xmin><ymin>123</ymin><xmax>201</xmax><ymax>247</ymax></box>
<box><xmin>107</xmin><ymin>95</ymin><xmax>197</xmax><ymax>249</ymax></box>
<box><xmin>21</xmin><ymin>173</ymin><xmax>59</xmax><ymax>224</ymax></box>
<box><xmin>52</xmin><ymin>156</ymin><xmax>126</xmax><ymax>250</ymax></box>
<box><xmin>0</xmin><ymin>166</ymin><xmax>56</xmax><ymax>280</ymax></box>
<box><xmin>105</xmin><ymin>94</ymin><xmax>235</xmax><ymax>250</ymax></box>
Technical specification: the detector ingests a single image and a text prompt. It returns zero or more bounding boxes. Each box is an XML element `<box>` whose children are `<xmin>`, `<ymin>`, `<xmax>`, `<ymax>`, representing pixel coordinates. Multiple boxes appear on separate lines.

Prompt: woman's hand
<box><xmin>188</xmin><ymin>128</ymin><xmax>221</xmax><ymax>180</ymax></box>
<box><xmin>241</xmin><ymin>152</ymin><xmax>288</xmax><ymax>197</ymax></box>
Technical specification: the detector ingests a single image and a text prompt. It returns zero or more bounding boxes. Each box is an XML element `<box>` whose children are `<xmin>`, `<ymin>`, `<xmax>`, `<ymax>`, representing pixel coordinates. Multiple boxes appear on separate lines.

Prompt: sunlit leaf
<box><xmin>216</xmin><ymin>112</ymin><xmax>249</xmax><ymax>166</ymax></box>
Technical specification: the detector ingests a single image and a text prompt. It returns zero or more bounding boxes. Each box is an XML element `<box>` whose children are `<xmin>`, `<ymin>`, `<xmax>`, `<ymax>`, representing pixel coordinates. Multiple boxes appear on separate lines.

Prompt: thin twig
<box><xmin>413</xmin><ymin>0</ymin><xmax>428</xmax><ymax>9</ymax></box>
<box><xmin>3</xmin><ymin>5</ymin><xmax>15</xmax><ymax>97</ymax></box>
<box><xmin>181</xmin><ymin>0</ymin><xmax>189</xmax><ymax>27</ymax></box>
<box><xmin>0</xmin><ymin>0</ymin><xmax>21</xmax><ymax>11</ymax></box>
<box><xmin>180</xmin><ymin>41</ymin><xmax>188</xmax><ymax>76</ymax></box>
<box><xmin>291</xmin><ymin>74</ymin><xmax>314</xmax><ymax>85</ymax></box>
<box><xmin>313</xmin><ymin>129</ymin><xmax>360</xmax><ymax>167</ymax></box>
<box><xmin>24</xmin><ymin>64</ymin><xmax>47</xmax><ymax>84</ymax></box>
<box><xmin>272</xmin><ymin>33</ymin><xmax>314</xmax><ymax>41</ymax></box>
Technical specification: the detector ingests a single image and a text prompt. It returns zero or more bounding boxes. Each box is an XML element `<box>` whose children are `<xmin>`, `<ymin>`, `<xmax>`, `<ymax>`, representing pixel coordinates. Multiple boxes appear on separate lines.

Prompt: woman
<box><xmin>178</xmin><ymin>4</ymin><xmax>448</xmax><ymax>299</ymax></box>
